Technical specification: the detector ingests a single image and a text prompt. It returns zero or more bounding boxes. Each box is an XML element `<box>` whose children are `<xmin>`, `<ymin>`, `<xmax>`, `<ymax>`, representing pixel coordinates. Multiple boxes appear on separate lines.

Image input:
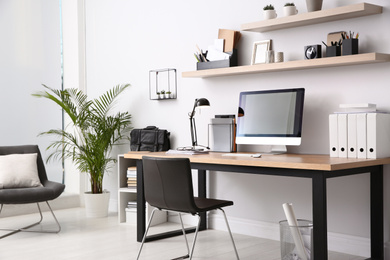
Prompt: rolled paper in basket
<box><xmin>282</xmin><ymin>203</ymin><xmax>308</xmax><ymax>260</ymax></box>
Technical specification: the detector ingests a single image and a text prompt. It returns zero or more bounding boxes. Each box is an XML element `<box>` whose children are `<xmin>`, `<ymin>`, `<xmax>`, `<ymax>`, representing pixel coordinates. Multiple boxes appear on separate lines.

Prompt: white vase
<box><xmin>84</xmin><ymin>191</ymin><xmax>110</xmax><ymax>218</ymax></box>
<box><xmin>306</xmin><ymin>0</ymin><xmax>323</xmax><ymax>12</ymax></box>
<box><xmin>263</xmin><ymin>10</ymin><xmax>277</xmax><ymax>20</ymax></box>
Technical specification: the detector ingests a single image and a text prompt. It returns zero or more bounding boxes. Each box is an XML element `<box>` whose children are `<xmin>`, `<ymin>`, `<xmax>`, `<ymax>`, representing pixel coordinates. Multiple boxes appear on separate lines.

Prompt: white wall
<box><xmin>82</xmin><ymin>0</ymin><xmax>390</xmax><ymax>257</ymax></box>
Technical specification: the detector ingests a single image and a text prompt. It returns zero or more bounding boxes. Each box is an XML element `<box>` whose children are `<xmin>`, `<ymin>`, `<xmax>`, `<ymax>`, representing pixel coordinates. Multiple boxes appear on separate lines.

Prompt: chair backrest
<box><xmin>142</xmin><ymin>156</ymin><xmax>199</xmax><ymax>214</ymax></box>
<box><xmin>0</xmin><ymin>145</ymin><xmax>48</xmax><ymax>184</ymax></box>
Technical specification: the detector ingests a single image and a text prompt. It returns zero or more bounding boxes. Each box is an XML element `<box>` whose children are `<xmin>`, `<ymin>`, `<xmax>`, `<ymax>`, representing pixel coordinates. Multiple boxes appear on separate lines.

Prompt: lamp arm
<box><xmin>190</xmin><ymin>117</ymin><xmax>197</xmax><ymax>147</ymax></box>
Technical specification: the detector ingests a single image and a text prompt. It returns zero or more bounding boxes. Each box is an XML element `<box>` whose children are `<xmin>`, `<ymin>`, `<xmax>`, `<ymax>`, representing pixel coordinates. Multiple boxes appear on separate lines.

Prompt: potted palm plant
<box><xmin>33</xmin><ymin>84</ymin><xmax>132</xmax><ymax>217</ymax></box>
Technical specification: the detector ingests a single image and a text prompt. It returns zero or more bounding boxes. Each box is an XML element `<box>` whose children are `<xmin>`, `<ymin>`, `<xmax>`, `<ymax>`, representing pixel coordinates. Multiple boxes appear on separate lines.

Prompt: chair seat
<box><xmin>0</xmin><ymin>181</ymin><xmax>65</xmax><ymax>204</ymax></box>
<box><xmin>194</xmin><ymin>197</ymin><xmax>233</xmax><ymax>212</ymax></box>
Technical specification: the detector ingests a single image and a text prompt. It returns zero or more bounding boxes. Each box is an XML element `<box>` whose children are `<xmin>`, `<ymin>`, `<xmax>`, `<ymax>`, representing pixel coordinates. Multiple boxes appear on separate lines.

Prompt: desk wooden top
<box><xmin>124</xmin><ymin>151</ymin><xmax>390</xmax><ymax>171</ymax></box>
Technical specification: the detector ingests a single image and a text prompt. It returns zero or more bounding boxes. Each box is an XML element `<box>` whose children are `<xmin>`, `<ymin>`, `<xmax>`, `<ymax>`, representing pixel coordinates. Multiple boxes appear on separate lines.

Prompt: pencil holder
<box><xmin>326</xmin><ymin>46</ymin><xmax>341</xmax><ymax>57</ymax></box>
<box><xmin>342</xmin><ymin>39</ymin><xmax>358</xmax><ymax>55</ymax></box>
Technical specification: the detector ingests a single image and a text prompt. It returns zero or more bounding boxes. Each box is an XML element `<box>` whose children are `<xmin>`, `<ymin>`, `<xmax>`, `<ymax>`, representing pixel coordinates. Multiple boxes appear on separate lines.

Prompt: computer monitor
<box><xmin>236</xmin><ymin>88</ymin><xmax>305</xmax><ymax>154</ymax></box>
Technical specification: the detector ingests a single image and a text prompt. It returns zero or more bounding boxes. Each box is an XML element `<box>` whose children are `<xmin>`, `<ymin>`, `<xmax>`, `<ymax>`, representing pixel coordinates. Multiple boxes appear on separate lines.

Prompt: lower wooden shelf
<box><xmin>182</xmin><ymin>53</ymin><xmax>390</xmax><ymax>78</ymax></box>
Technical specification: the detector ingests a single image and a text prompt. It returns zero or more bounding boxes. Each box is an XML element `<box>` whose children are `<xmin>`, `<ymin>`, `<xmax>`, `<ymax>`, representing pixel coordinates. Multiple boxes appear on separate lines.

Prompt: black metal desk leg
<box><xmin>312</xmin><ymin>172</ymin><xmax>328</xmax><ymax>260</ymax></box>
<box><xmin>136</xmin><ymin>160</ymin><xmax>146</xmax><ymax>242</ymax></box>
<box><xmin>369</xmin><ymin>166</ymin><xmax>384</xmax><ymax>260</ymax></box>
<box><xmin>198</xmin><ymin>169</ymin><xmax>207</xmax><ymax>231</ymax></box>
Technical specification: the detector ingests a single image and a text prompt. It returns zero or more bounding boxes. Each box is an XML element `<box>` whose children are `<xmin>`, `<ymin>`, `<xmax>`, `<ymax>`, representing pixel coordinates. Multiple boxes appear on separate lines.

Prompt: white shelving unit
<box><xmin>117</xmin><ymin>155</ymin><xmax>166</xmax><ymax>225</ymax></box>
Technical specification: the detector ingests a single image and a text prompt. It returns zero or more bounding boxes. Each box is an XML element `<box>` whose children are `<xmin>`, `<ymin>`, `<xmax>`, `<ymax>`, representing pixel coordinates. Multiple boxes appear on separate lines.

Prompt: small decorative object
<box><xmin>265</xmin><ymin>50</ymin><xmax>275</xmax><ymax>63</ymax></box>
<box><xmin>284</xmin><ymin>3</ymin><xmax>298</xmax><ymax>16</ymax></box>
<box><xmin>306</xmin><ymin>0</ymin><xmax>323</xmax><ymax>12</ymax></box>
<box><xmin>251</xmin><ymin>40</ymin><xmax>272</xmax><ymax>65</ymax></box>
<box><xmin>165</xmin><ymin>91</ymin><xmax>172</xmax><ymax>99</ymax></box>
<box><xmin>149</xmin><ymin>68</ymin><xmax>177</xmax><ymax>100</ymax></box>
<box><xmin>304</xmin><ymin>45</ymin><xmax>322</xmax><ymax>59</ymax></box>
<box><xmin>263</xmin><ymin>4</ymin><xmax>277</xmax><ymax>20</ymax></box>
<box><xmin>275</xmin><ymin>52</ymin><xmax>284</xmax><ymax>62</ymax></box>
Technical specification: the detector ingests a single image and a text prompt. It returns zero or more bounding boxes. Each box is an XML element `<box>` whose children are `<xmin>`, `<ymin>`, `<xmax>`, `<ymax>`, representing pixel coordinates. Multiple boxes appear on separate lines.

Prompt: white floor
<box><xmin>0</xmin><ymin>207</ymin><xmax>365</xmax><ymax>260</ymax></box>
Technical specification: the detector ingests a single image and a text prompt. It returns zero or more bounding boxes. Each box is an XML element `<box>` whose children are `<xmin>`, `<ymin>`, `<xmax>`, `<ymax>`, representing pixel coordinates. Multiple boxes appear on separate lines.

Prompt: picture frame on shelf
<box><xmin>251</xmin><ymin>40</ymin><xmax>272</xmax><ymax>65</ymax></box>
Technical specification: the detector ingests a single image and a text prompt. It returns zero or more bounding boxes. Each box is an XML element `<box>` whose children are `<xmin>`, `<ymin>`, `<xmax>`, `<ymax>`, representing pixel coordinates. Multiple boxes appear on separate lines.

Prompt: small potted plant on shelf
<box><xmin>160</xmin><ymin>90</ymin><xmax>166</xmax><ymax>99</ymax></box>
<box><xmin>165</xmin><ymin>91</ymin><xmax>172</xmax><ymax>99</ymax></box>
<box><xmin>284</xmin><ymin>2</ymin><xmax>298</xmax><ymax>16</ymax></box>
<box><xmin>156</xmin><ymin>91</ymin><xmax>161</xmax><ymax>99</ymax></box>
<box><xmin>263</xmin><ymin>4</ymin><xmax>277</xmax><ymax>20</ymax></box>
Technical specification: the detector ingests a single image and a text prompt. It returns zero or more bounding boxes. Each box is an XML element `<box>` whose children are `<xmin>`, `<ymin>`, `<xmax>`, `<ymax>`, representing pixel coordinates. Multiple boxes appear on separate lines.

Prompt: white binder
<box><xmin>366</xmin><ymin>113</ymin><xmax>390</xmax><ymax>159</ymax></box>
<box><xmin>347</xmin><ymin>113</ymin><xmax>357</xmax><ymax>158</ymax></box>
<box><xmin>337</xmin><ymin>114</ymin><xmax>348</xmax><ymax>158</ymax></box>
<box><xmin>329</xmin><ymin>114</ymin><xmax>338</xmax><ymax>157</ymax></box>
<box><xmin>356</xmin><ymin>113</ymin><xmax>367</xmax><ymax>159</ymax></box>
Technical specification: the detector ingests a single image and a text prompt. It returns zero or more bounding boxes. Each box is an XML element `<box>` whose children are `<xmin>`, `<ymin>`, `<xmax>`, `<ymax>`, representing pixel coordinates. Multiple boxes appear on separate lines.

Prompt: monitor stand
<box><xmin>268</xmin><ymin>145</ymin><xmax>287</xmax><ymax>155</ymax></box>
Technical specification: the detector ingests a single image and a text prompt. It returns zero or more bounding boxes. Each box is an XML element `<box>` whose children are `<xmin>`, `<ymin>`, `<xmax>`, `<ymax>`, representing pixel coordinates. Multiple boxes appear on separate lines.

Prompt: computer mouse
<box><xmin>251</xmin><ymin>154</ymin><xmax>262</xmax><ymax>158</ymax></box>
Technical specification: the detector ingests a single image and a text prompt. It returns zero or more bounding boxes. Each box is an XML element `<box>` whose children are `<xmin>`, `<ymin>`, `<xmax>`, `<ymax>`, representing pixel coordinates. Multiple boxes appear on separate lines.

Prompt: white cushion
<box><xmin>0</xmin><ymin>153</ymin><xmax>43</xmax><ymax>189</ymax></box>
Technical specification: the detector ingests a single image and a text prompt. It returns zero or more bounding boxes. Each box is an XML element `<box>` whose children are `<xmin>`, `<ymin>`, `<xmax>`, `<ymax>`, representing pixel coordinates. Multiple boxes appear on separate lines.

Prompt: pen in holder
<box><xmin>343</xmin><ymin>38</ymin><xmax>358</xmax><ymax>55</ymax></box>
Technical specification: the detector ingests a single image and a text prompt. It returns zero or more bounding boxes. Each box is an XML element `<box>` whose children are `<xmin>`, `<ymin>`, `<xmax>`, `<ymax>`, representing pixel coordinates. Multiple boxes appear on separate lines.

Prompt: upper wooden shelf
<box><xmin>241</xmin><ymin>3</ymin><xmax>382</xmax><ymax>33</ymax></box>
<box><xmin>181</xmin><ymin>53</ymin><xmax>390</xmax><ymax>78</ymax></box>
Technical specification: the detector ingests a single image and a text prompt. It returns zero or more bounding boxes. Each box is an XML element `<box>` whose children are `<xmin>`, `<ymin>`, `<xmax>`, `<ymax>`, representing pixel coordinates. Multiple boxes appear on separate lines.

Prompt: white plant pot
<box><xmin>84</xmin><ymin>191</ymin><xmax>110</xmax><ymax>218</ymax></box>
<box><xmin>263</xmin><ymin>10</ymin><xmax>277</xmax><ymax>20</ymax></box>
<box><xmin>284</xmin><ymin>6</ymin><xmax>298</xmax><ymax>16</ymax></box>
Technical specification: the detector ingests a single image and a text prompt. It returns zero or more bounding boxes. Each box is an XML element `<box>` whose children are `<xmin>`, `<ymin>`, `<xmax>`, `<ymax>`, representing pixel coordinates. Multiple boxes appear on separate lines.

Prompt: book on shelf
<box><xmin>127</xmin><ymin>201</ymin><xmax>137</xmax><ymax>211</ymax></box>
<box><xmin>127</xmin><ymin>166</ymin><xmax>137</xmax><ymax>188</ymax></box>
<box><xmin>127</xmin><ymin>166</ymin><xmax>137</xmax><ymax>178</ymax></box>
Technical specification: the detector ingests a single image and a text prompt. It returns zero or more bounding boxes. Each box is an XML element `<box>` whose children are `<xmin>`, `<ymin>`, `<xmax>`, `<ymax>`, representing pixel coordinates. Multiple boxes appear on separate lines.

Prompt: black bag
<box><xmin>130</xmin><ymin>126</ymin><xmax>170</xmax><ymax>152</ymax></box>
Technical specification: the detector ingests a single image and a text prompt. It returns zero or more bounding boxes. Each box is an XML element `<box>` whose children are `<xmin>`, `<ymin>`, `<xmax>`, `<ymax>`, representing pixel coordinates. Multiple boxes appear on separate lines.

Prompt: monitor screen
<box><xmin>236</xmin><ymin>88</ymin><xmax>305</xmax><ymax>150</ymax></box>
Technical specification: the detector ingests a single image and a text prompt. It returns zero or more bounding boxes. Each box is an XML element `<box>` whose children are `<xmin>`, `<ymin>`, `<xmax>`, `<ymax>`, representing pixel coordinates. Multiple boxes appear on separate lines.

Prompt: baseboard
<box><xmin>0</xmin><ymin>193</ymin><xmax>80</xmax><ymax>218</ymax></box>
<box><xmin>208</xmin><ymin>213</ymin><xmax>371</xmax><ymax>258</ymax></box>
<box><xmin>170</xmin><ymin>212</ymin><xmax>371</xmax><ymax>258</ymax></box>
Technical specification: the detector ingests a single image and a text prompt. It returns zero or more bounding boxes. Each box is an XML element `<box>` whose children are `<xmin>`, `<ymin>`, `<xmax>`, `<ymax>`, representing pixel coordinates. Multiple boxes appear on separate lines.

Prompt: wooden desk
<box><xmin>124</xmin><ymin>151</ymin><xmax>390</xmax><ymax>260</ymax></box>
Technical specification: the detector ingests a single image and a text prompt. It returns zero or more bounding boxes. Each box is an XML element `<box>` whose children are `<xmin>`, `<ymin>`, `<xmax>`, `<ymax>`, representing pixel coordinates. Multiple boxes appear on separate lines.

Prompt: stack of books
<box><xmin>127</xmin><ymin>167</ymin><xmax>137</xmax><ymax>188</ymax></box>
<box><xmin>127</xmin><ymin>201</ymin><xmax>137</xmax><ymax>212</ymax></box>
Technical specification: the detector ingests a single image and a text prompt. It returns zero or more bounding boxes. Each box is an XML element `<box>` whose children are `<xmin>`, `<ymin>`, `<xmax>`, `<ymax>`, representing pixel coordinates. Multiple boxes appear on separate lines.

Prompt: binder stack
<box><xmin>329</xmin><ymin>104</ymin><xmax>390</xmax><ymax>159</ymax></box>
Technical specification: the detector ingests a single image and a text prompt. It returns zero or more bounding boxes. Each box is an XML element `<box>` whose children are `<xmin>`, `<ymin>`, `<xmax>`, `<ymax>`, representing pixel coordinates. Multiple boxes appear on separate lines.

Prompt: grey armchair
<box><xmin>0</xmin><ymin>145</ymin><xmax>65</xmax><ymax>239</ymax></box>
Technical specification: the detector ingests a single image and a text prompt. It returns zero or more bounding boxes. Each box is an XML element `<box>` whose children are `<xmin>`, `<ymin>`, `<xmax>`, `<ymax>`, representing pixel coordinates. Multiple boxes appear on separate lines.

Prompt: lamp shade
<box><xmin>195</xmin><ymin>98</ymin><xmax>210</xmax><ymax>107</ymax></box>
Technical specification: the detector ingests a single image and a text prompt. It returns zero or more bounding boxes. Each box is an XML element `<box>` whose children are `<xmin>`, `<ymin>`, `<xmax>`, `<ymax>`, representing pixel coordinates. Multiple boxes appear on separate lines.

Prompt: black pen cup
<box><xmin>326</xmin><ymin>46</ymin><xmax>341</xmax><ymax>57</ymax></box>
<box><xmin>343</xmin><ymin>39</ymin><xmax>358</xmax><ymax>55</ymax></box>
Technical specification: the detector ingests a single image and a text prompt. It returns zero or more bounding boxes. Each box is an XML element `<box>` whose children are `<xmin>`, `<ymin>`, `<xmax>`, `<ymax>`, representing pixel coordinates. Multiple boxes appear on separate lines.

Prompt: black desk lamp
<box><xmin>188</xmin><ymin>98</ymin><xmax>210</xmax><ymax>151</ymax></box>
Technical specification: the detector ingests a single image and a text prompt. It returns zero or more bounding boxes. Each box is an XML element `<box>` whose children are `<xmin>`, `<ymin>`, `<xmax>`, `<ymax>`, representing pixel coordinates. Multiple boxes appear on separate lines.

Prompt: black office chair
<box><xmin>137</xmin><ymin>156</ymin><xmax>239</xmax><ymax>260</ymax></box>
<box><xmin>0</xmin><ymin>145</ymin><xmax>65</xmax><ymax>239</ymax></box>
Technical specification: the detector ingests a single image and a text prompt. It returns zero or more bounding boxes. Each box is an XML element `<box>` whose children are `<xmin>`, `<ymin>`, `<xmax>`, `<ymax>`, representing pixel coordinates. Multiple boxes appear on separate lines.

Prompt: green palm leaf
<box><xmin>33</xmin><ymin>84</ymin><xmax>132</xmax><ymax>193</ymax></box>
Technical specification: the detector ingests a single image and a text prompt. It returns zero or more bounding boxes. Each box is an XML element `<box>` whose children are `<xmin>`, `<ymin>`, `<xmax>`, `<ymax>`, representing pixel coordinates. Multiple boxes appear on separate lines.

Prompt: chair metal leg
<box><xmin>188</xmin><ymin>214</ymin><xmax>201</xmax><ymax>260</ymax></box>
<box><xmin>137</xmin><ymin>207</ymin><xmax>158</xmax><ymax>260</ymax></box>
<box><xmin>0</xmin><ymin>201</ymin><xmax>61</xmax><ymax>239</ymax></box>
<box><xmin>178</xmin><ymin>213</ymin><xmax>190</xmax><ymax>258</ymax></box>
<box><xmin>219</xmin><ymin>208</ymin><xmax>240</xmax><ymax>260</ymax></box>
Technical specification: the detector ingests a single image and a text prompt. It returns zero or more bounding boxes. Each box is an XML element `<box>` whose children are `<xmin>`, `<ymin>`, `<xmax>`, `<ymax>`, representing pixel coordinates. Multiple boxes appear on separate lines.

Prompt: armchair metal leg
<box><xmin>0</xmin><ymin>201</ymin><xmax>61</xmax><ymax>239</ymax></box>
<box><xmin>219</xmin><ymin>208</ymin><xmax>240</xmax><ymax>260</ymax></box>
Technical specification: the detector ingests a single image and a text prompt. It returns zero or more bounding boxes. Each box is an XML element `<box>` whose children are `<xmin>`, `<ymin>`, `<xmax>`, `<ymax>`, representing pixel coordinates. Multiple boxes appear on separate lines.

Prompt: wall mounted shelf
<box><xmin>182</xmin><ymin>53</ymin><xmax>390</xmax><ymax>78</ymax></box>
<box><xmin>241</xmin><ymin>3</ymin><xmax>382</xmax><ymax>33</ymax></box>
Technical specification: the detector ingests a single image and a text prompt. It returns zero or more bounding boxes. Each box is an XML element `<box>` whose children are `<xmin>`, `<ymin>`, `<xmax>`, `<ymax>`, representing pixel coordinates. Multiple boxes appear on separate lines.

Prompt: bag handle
<box><xmin>144</xmin><ymin>126</ymin><xmax>158</xmax><ymax>130</ymax></box>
